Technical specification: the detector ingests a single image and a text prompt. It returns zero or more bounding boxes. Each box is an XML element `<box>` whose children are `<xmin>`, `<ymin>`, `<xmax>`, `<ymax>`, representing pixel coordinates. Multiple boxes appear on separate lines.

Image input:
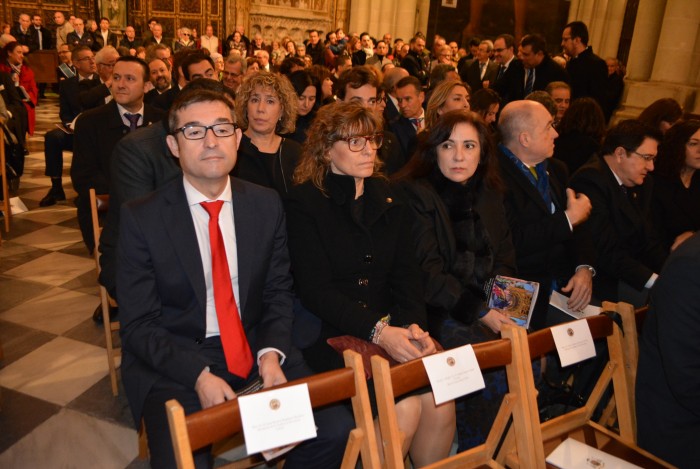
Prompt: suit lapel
<box><xmin>162</xmin><ymin>180</ymin><xmax>207</xmax><ymax>313</ymax></box>
<box><xmin>231</xmin><ymin>178</ymin><xmax>252</xmax><ymax>316</ymax></box>
<box><xmin>500</xmin><ymin>152</ymin><xmax>550</xmax><ymax>213</ymax></box>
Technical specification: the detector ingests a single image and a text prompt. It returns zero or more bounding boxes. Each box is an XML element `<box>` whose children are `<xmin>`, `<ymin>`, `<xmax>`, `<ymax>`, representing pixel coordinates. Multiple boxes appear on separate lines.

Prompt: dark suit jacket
<box><xmin>94</xmin><ymin>30</ymin><xmax>119</xmax><ymax>49</ymax></box>
<box><xmin>461</xmin><ymin>59</ymin><xmax>499</xmax><ymax>93</ymax></box>
<box><xmin>498</xmin><ymin>149</ymin><xmax>595</xmax><ymax>328</ymax></box>
<box><xmin>120</xmin><ymin>38</ymin><xmax>141</xmax><ymax>50</ymax></box>
<box><xmin>566</xmin><ymin>47</ymin><xmax>607</xmax><ymax>106</ymax></box>
<box><xmin>99</xmin><ymin>120</ymin><xmax>181</xmax><ymax>296</ymax></box>
<box><xmin>11</xmin><ymin>26</ymin><xmax>38</xmax><ymax>52</ymax></box>
<box><xmin>141</xmin><ymin>36</ymin><xmax>172</xmax><ymax>48</ymax></box>
<box><xmin>401</xmin><ymin>50</ymin><xmax>428</xmax><ymax>84</ymax></box>
<box><xmin>493</xmin><ymin>56</ymin><xmax>569</xmax><ymax>104</ymax></box>
<box><xmin>383</xmin><ymin>96</ymin><xmax>400</xmax><ymax>124</ymax></box>
<box><xmin>58</xmin><ymin>75</ymin><xmax>100</xmax><ymax>123</ymax></box>
<box><xmin>570</xmin><ymin>155</ymin><xmax>667</xmax><ymax>301</ymax></box>
<box><xmin>387</xmin><ymin>115</ymin><xmax>418</xmax><ymax>163</ymax></box>
<box><xmin>117</xmin><ymin>176</ymin><xmax>294</xmax><ymax>424</ymax></box>
<box><xmin>70</xmin><ymin>100</ymin><xmax>166</xmax><ymax>195</ymax></box>
<box><xmin>651</xmin><ymin>172</ymin><xmax>700</xmax><ymax>250</ymax></box>
<box><xmin>32</xmin><ymin>26</ymin><xmax>54</xmax><ymax>50</ymax></box>
<box><xmin>66</xmin><ymin>31</ymin><xmax>98</xmax><ymax>51</ymax></box>
<box><xmin>77</xmin><ymin>78</ymin><xmax>111</xmax><ymax>110</ymax></box>
<box><xmin>152</xmin><ymin>85</ymin><xmax>180</xmax><ymax>112</ymax></box>
<box><xmin>636</xmin><ymin>232</ymin><xmax>700</xmax><ymax>468</ymax></box>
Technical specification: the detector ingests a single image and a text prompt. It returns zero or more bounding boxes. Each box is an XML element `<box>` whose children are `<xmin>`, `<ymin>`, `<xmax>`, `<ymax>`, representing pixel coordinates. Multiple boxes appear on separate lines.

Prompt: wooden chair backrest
<box><xmin>166</xmin><ymin>349</ymin><xmax>381</xmax><ymax>469</ymax></box>
<box><xmin>1</xmin><ymin>135</ymin><xmax>10</xmax><ymax>235</ymax></box>
<box><xmin>373</xmin><ymin>325</ymin><xmax>545</xmax><ymax>469</ymax></box>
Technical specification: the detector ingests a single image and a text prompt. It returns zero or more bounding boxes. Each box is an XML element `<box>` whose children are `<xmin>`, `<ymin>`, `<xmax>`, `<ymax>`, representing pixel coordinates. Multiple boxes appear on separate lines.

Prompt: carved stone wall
<box><xmin>3</xmin><ymin>0</ymin><xmax>348</xmax><ymax>49</ymax></box>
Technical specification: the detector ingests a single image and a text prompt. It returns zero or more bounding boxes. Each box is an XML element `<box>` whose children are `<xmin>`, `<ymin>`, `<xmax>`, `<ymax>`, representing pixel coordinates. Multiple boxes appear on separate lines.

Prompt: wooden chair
<box><xmin>503</xmin><ymin>314</ymin><xmax>673</xmax><ymax>468</ymax></box>
<box><xmin>166</xmin><ymin>349</ymin><xmax>381</xmax><ymax>469</ymax></box>
<box><xmin>1</xmin><ymin>132</ymin><xmax>11</xmax><ymax>236</ymax></box>
<box><xmin>89</xmin><ymin>188</ymin><xmax>121</xmax><ymax>396</ymax></box>
<box><xmin>372</xmin><ymin>325</ymin><xmax>544</xmax><ymax>469</ymax></box>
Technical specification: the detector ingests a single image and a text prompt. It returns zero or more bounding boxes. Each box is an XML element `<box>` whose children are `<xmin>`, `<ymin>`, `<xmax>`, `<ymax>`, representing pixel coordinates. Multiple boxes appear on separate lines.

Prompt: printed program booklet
<box><xmin>485</xmin><ymin>275</ymin><xmax>539</xmax><ymax>329</ymax></box>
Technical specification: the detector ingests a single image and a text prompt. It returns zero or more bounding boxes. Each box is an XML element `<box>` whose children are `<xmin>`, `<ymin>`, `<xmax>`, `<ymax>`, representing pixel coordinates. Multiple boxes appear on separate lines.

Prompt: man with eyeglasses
<box><xmin>492</xmin><ymin>34</ymin><xmax>520</xmax><ymax>104</ymax></box>
<box><xmin>461</xmin><ymin>39</ymin><xmax>498</xmax><ymax>93</ymax></box>
<box><xmin>77</xmin><ymin>45</ymin><xmax>119</xmax><ymax>109</ymax></box>
<box><xmin>221</xmin><ymin>55</ymin><xmax>246</xmax><ymax>93</ymax></box>
<box><xmin>561</xmin><ymin>21</ymin><xmax>607</xmax><ymax>108</ymax></box>
<box><xmin>571</xmin><ymin>119</ymin><xmax>668</xmax><ymax>306</ymax></box>
<box><xmin>71</xmin><ymin>56</ymin><xmax>165</xmax><ymax>258</ymax></box>
<box><xmin>66</xmin><ymin>17</ymin><xmax>98</xmax><ymax>51</ymax></box>
<box><xmin>117</xmin><ymin>88</ymin><xmax>352</xmax><ymax>468</ymax></box>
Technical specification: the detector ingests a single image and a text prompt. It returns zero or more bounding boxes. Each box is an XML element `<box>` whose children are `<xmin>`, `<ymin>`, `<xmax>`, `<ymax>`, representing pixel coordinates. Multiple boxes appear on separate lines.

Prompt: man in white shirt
<box><xmin>199</xmin><ymin>25</ymin><xmax>219</xmax><ymax>54</ymax></box>
<box><xmin>117</xmin><ymin>88</ymin><xmax>352</xmax><ymax>469</ymax></box>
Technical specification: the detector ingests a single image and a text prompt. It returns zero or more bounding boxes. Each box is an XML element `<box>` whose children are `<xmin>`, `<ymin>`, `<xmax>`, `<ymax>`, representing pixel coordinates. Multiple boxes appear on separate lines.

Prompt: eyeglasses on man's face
<box><xmin>630</xmin><ymin>150</ymin><xmax>656</xmax><ymax>163</ymax></box>
<box><xmin>172</xmin><ymin>123</ymin><xmax>238</xmax><ymax>140</ymax></box>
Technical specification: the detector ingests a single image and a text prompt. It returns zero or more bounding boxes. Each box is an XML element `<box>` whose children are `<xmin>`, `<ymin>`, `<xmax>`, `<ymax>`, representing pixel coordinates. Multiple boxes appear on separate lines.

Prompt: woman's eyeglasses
<box><xmin>338</xmin><ymin>134</ymin><xmax>384</xmax><ymax>152</ymax></box>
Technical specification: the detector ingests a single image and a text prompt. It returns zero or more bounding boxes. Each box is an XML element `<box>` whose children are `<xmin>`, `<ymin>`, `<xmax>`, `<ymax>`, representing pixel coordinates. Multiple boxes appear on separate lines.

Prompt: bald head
<box><xmin>384</xmin><ymin>67</ymin><xmax>409</xmax><ymax>96</ymax></box>
<box><xmin>499</xmin><ymin>100</ymin><xmax>558</xmax><ymax>165</ymax></box>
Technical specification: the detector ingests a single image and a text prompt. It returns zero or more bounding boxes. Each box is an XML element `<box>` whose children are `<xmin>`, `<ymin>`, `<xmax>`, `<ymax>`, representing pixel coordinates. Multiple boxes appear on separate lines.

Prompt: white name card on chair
<box><xmin>546</xmin><ymin>437</ymin><xmax>643</xmax><ymax>469</ymax></box>
<box><xmin>551</xmin><ymin>319</ymin><xmax>596</xmax><ymax>367</ymax></box>
<box><xmin>422</xmin><ymin>344</ymin><xmax>485</xmax><ymax>405</ymax></box>
<box><xmin>238</xmin><ymin>383</ymin><xmax>317</xmax><ymax>454</ymax></box>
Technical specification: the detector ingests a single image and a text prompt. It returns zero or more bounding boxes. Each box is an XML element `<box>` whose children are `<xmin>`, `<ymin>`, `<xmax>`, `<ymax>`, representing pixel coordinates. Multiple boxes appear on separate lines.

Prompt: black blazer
<box><xmin>651</xmin><ymin>172</ymin><xmax>700</xmax><ymax>250</ymax></box>
<box><xmin>636</xmin><ymin>232</ymin><xmax>700</xmax><ymax>468</ymax></box>
<box><xmin>285</xmin><ymin>174</ymin><xmax>426</xmax><ymax>372</ymax></box>
<box><xmin>70</xmin><ymin>100</ymin><xmax>166</xmax><ymax>195</ymax></box>
<box><xmin>77</xmin><ymin>78</ymin><xmax>111</xmax><ymax>110</ymax></box>
<box><xmin>99</xmin><ymin>120</ymin><xmax>181</xmax><ymax>297</ymax></box>
<box><xmin>11</xmin><ymin>26</ymin><xmax>38</xmax><ymax>52</ymax></box>
<box><xmin>32</xmin><ymin>26</ymin><xmax>54</xmax><ymax>50</ymax></box>
<box><xmin>118</xmin><ymin>176</ymin><xmax>294</xmax><ymax>425</ymax></box>
<box><xmin>570</xmin><ymin>155</ymin><xmax>668</xmax><ymax>301</ymax></box>
<box><xmin>58</xmin><ymin>75</ymin><xmax>101</xmax><ymax>123</ymax></box>
<box><xmin>387</xmin><ymin>115</ymin><xmax>418</xmax><ymax>163</ymax></box>
<box><xmin>498</xmin><ymin>149</ymin><xmax>595</xmax><ymax>328</ymax></box>
<box><xmin>461</xmin><ymin>59</ymin><xmax>499</xmax><ymax>93</ymax></box>
<box><xmin>566</xmin><ymin>47</ymin><xmax>608</xmax><ymax>106</ymax></box>
<box><xmin>94</xmin><ymin>30</ymin><xmax>119</xmax><ymax>49</ymax></box>
<box><xmin>493</xmin><ymin>56</ymin><xmax>569</xmax><ymax>104</ymax></box>
<box><xmin>66</xmin><ymin>31</ymin><xmax>98</xmax><ymax>51</ymax></box>
<box><xmin>152</xmin><ymin>85</ymin><xmax>180</xmax><ymax>112</ymax></box>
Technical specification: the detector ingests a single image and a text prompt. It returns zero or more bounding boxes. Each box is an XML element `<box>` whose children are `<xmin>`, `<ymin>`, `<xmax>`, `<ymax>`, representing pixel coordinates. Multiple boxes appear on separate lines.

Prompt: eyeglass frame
<box><xmin>629</xmin><ymin>150</ymin><xmax>656</xmax><ymax>163</ymax></box>
<box><xmin>336</xmin><ymin>133</ymin><xmax>384</xmax><ymax>152</ymax></box>
<box><xmin>171</xmin><ymin>122</ymin><xmax>239</xmax><ymax>140</ymax></box>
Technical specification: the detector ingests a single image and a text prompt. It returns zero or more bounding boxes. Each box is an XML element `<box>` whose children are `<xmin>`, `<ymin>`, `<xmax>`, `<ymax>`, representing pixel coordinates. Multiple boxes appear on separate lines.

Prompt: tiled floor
<box><xmin>0</xmin><ymin>96</ymin><xmax>151</xmax><ymax>468</ymax></box>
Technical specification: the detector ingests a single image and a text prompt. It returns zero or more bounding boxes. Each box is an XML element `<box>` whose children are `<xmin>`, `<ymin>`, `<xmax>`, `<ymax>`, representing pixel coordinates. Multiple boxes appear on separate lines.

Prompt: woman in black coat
<box><xmin>652</xmin><ymin>119</ymin><xmax>700</xmax><ymax>251</ymax></box>
<box><xmin>394</xmin><ymin>109</ymin><xmax>520</xmax><ymax>451</ymax></box>
<box><xmin>285</xmin><ymin>101</ymin><xmax>455</xmax><ymax>467</ymax></box>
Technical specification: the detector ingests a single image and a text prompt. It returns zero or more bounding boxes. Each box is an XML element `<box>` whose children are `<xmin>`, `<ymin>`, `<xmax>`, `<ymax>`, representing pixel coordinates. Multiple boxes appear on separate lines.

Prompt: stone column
<box><xmin>394</xmin><ymin>0</ymin><xmax>418</xmax><ymax>44</ymax></box>
<box><xmin>650</xmin><ymin>0</ymin><xmax>700</xmax><ymax>84</ymax></box>
<box><xmin>625</xmin><ymin>0</ymin><xmax>667</xmax><ymax>81</ymax></box>
<box><xmin>349</xmin><ymin>0</ymin><xmax>371</xmax><ymax>35</ymax></box>
<box><xmin>376</xmin><ymin>0</ymin><xmax>396</xmax><ymax>38</ymax></box>
<box><xmin>597</xmin><ymin>0</ymin><xmax>628</xmax><ymax>59</ymax></box>
<box><xmin>416</xmin><ymin>0</ymin><xmax>430</xmax><ymax>36</ymax></box>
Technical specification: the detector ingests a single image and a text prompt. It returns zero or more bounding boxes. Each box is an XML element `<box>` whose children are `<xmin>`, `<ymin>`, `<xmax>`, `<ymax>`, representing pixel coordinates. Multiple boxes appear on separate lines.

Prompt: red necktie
<box><xmin>201</xmin><ymin>200</ymin><xmax>253</xmax><ymax>378</ymax></box>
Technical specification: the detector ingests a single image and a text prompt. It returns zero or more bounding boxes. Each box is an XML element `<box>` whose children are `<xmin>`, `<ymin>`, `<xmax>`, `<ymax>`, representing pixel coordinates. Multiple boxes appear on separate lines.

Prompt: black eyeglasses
<box><xmin>172</xmin><ymin>123</ymin><xmax>238</xmax><ymax>140</ymax></box>
<box><xmin>338</xmin><ymin>134</ymin><xmax>384</xmax><ymax>152</ymax></box>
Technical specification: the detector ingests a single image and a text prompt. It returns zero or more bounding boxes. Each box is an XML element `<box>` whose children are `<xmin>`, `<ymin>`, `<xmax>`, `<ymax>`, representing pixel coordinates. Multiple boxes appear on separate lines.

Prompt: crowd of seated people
<box><xmin>5</xmin><ymin>11</ymin><xmax>700</xmax><ymax>468</ymax></box>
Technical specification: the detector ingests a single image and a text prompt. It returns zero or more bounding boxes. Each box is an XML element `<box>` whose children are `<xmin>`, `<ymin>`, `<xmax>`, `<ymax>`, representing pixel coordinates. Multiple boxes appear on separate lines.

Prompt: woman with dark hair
<box><xmin>653</xmin><ymin>119</ymin><xmax>700</xmax><ymax>251</ymax></box>
<box><xmin>234</xmin><ymin>70</ymin><xmax>300</xmax><ymax>196</ymax></box>
<box><xmin>469</xmin><ymin>88</ymin><xmax>500</xmax><ymax>126</ymax></box>
<box><xmin>553</xmin><ymin>97</ymin><xmax>606</xmax><ymax>174</ymax></box>
<box><xmin>394</xmin><ymin>109</ymin><xmax>518</xmax><ymax>451</ymax></box>
<box><xmin>287</xmin><ymin>101</ymin><xmax>456</xmax><ymax>466</ymax></box>
<box><xmin>638</xmin><ymin>98</ymin><xmax>683</xmax><ymax>135</ymax></box>
<box><xmin>307</xmin><ymin>65</ymin><xmax>334</xmax><ymax>105</ymax></box>
<box><xmin>285</xmin><ymin>70</ymin><xmax>321</xmax><ymax>144</ymax></box>
<box><xmin>0</xmin><ymin>41</ymin><xmax>38</xmax><ymax>136</ymax></box>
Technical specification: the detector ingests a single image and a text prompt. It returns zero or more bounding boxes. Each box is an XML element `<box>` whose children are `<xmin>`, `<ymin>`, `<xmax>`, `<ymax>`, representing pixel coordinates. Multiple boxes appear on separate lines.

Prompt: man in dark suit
<box><xmin>492</xmin><ymin>34</ymin><xmax>520</xmax><ymax>105</ymax></box>
<box><xmin>460</xmin><ymin>39</ymin><xmax>499</xmax><ymax>93</ymax></box>
<box><xmin>66</xmin><ymin>18</ymin><xmax>98</xmax><ymax>51</ymax></box>
<box><xmin>382</xmin><ymin>66</ymin><xmax>408</xmax><ymax>124</ymax></box>
<box><xmin>636</xmin><ymin>232</ymin><xmax>700</xmax><ymax>469</ymax></box>
<box><xmin>144</xmin><ymin>57</ymin><xmax>171</xmax><ymax>105</ymax></box>
<box><xmin>117</xmin><ymin>88</ymin><xmax>351</xmax><ymax>469</ymax></box>
<box><xmin>120</xmin><ymin>26</ymin><xmax>141</xmax><ymax>53</ymax></box>
<box><xmin>1</xmin><ymin>70</ymin><xmax>28</xmax><ymax>184</ymax></box>
<box><xmin>40</xmin><ymin>45</ymin><xmax>100</xmax><ymax>207</ymax></box>
<box><xmin>141</xmin><ymin>23</ymin><xmax>169</xmax><ymax>48</ymax></box>
<box><xmin>11</xmin><ymin>14</ymin><xmax>38</xmax><ymax>53</ymax></box>
<box><xmin>496</xmin><ymin>34</ymin><xmax>569</xmax><ymax>106</ymax></box>
<box><xmin>70</xmin><ymin>56</ymin><xmax>165</xmax><ymax>253</ymax></box>
<box><xmin>570</xmin><ymin>120</ymin><xmax>668</xmax><ymax>306</ymax></box>
<box><xmin>497</xmin><ymin>100</ymin><xmax>595</xmax><ymax>329</ymax></box>
<box><xmin>400</xmin><ymin>35</ymin><xmax>428</xmax><ymax>85</ymax></box>
<box><xmin>93</xmin><ymin>17</ymin><xmax>119</xmax><ymax>50</ymax></box>
<box><xmin>77</xmin><ymin>45</ymin><xmax>119</xmax><ymax>110</ymax></box>
<box><xmin>31</xmin><ymin>14</ymin><xmax>53</xmax><ymax>51</ymax></box>
<box><xmin>153</xmin><ymin>51</ymin><xmax>214</xmax><ymax>111</ymax></box>
<box><xmin>561</xmin><ymin>21</ymin><xmax>608</xmax><ymax>108</ymax></box>
<box><xmin>388</xmin><ymin>76</ymin><xmax>424</xmax><ymax>166</ymax></box>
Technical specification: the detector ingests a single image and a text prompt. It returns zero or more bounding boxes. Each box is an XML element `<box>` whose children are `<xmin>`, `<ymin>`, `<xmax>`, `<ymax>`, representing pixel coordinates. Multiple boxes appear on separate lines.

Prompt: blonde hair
<box><xmin>235</xmin><ymin>71</ymin><xmax>298</xmax><ymax>135</ymax></box>
<box><xmin>425</xmin><ymin>79</ymin><xmax>469</xmax><ymax>130</ymax></box>
<box><xmin>294</xmin><ymin>101</ymin><xmax>384</xmax><ymax>193</ymax></box>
